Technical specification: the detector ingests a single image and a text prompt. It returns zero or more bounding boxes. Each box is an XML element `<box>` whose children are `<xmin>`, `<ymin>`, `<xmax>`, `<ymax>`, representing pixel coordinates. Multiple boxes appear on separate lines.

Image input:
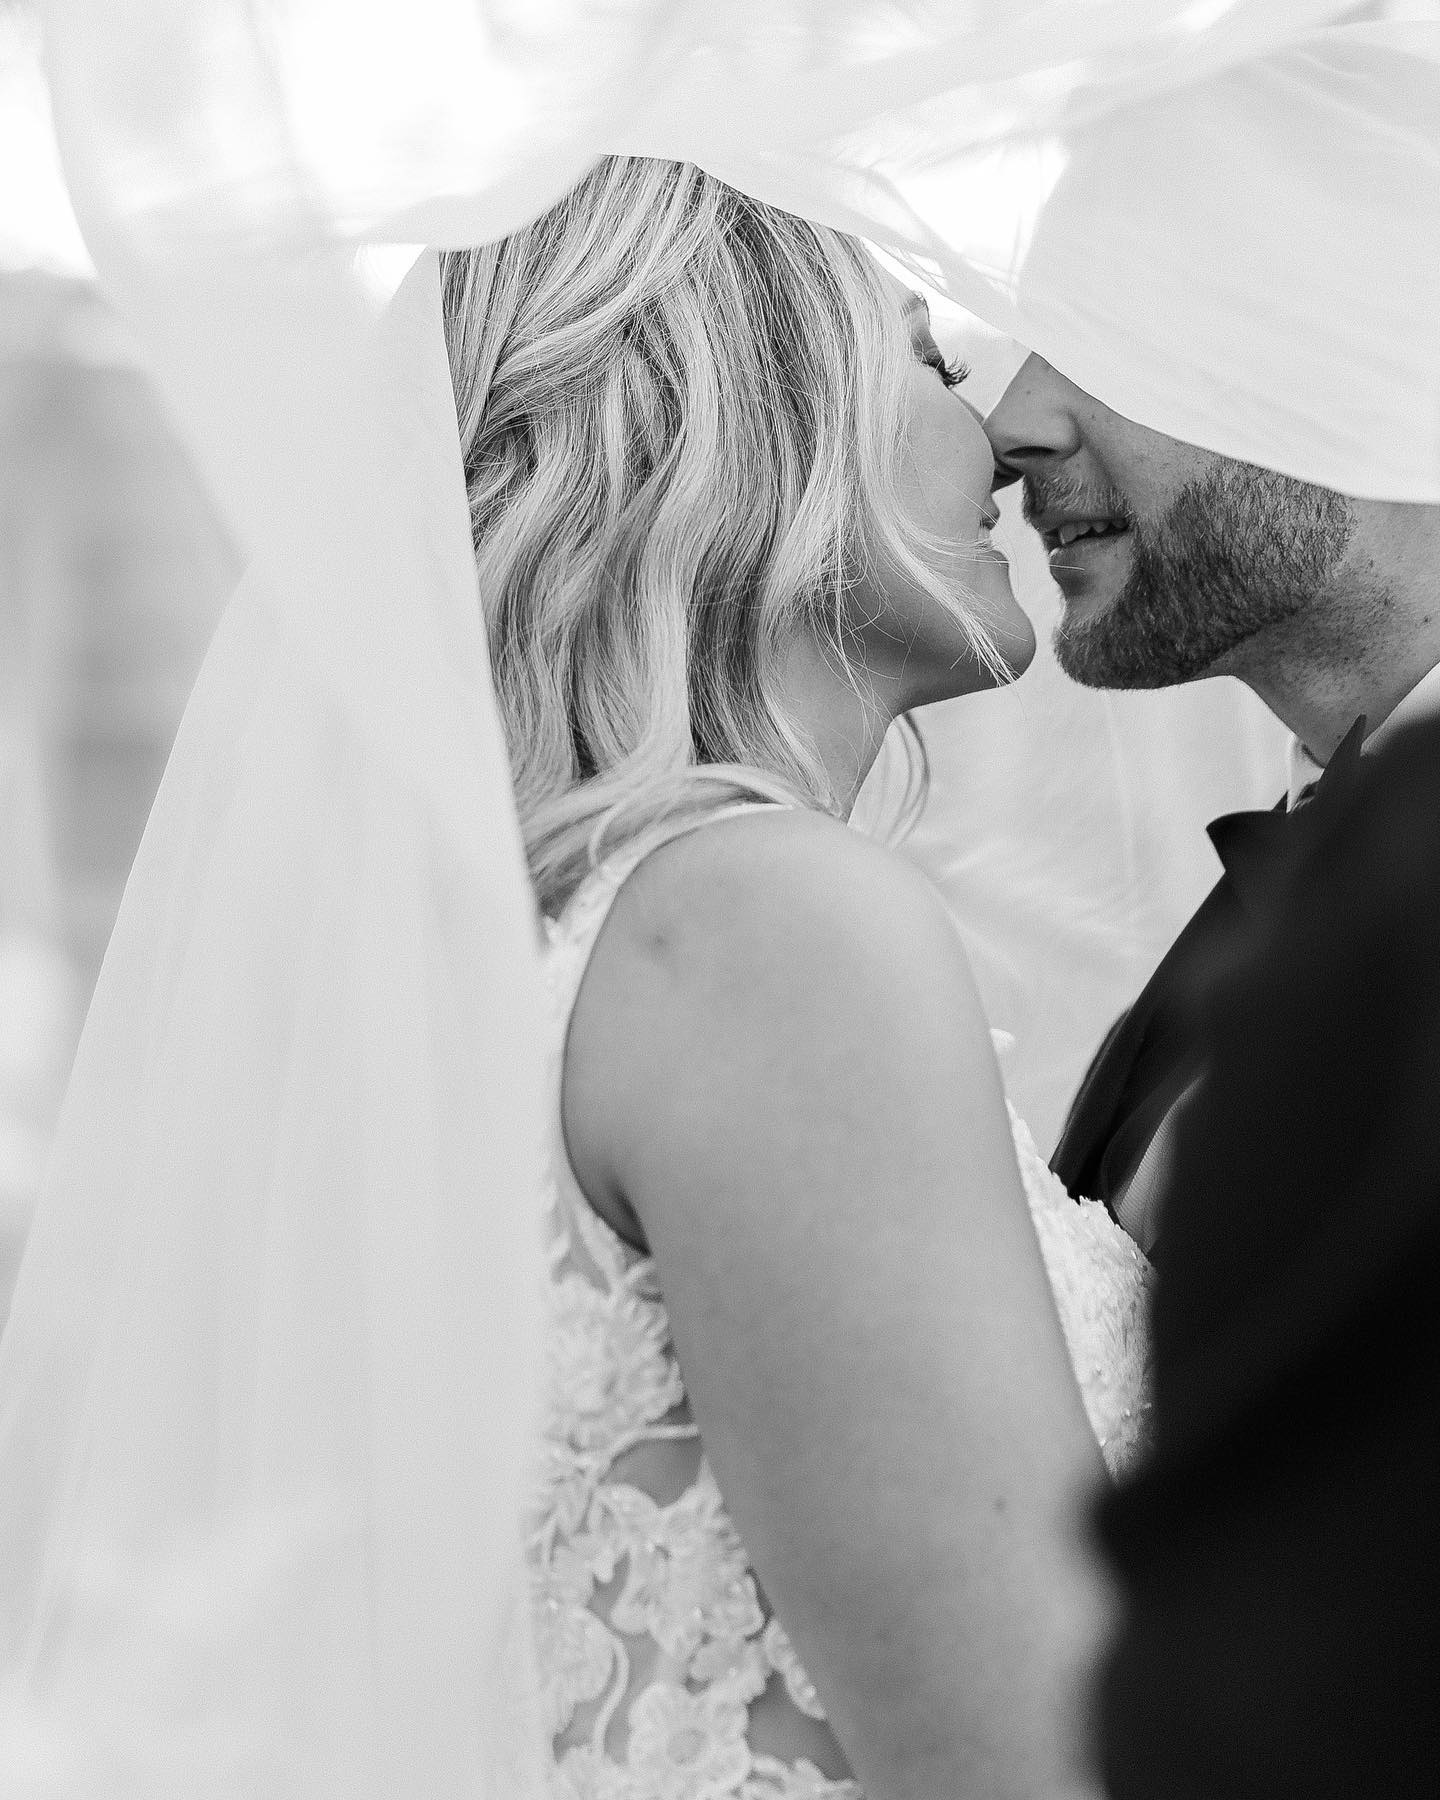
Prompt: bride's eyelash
<box><xmin>920</xmin><ymin>346</ymin><xmax>971</xmax><ymax>389</ymax></box>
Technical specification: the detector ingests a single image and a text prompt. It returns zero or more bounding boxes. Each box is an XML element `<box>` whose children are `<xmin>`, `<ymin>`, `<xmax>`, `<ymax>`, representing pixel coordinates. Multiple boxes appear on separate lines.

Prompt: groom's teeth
<box><xmin>1055</xmin><ymin>519</ymin><xmax>1122</xmax><ymax>546</ymax></box>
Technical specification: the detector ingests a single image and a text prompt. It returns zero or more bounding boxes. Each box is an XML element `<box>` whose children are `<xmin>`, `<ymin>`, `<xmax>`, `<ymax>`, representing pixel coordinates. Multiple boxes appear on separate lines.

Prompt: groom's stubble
<box><xmin>1034</xmin><ymin>461</ymin><xmax>1358</xmax><ymax>689</ymax></box>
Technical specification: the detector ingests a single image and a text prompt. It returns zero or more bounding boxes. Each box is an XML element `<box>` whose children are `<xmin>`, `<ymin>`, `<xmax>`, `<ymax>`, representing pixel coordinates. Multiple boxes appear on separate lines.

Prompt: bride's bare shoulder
<box><xmin>607</xmin><ymin>805</ymin><xmax>965</xmax><ymax>979</ymax></box>
<box><xmin>564</xmin><ymin>806</ymin><xmax>994</xmax><ymax>1224</ymax></box>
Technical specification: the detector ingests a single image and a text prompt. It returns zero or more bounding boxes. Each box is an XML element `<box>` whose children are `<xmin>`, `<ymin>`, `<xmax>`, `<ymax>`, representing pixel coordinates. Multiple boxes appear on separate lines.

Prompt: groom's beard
<box><xmin>1043</xmin><ymin>462</ymin><xmax>1355</xmax><ymax>688</ymax></box>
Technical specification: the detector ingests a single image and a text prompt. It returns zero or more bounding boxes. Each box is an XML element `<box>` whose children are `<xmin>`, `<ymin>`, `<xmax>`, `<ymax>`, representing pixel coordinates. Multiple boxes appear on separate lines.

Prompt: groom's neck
<box><xmin>1235</xmin><ymin>500</ymin><xmax>1440</xmax><ymax>764</ymax></box>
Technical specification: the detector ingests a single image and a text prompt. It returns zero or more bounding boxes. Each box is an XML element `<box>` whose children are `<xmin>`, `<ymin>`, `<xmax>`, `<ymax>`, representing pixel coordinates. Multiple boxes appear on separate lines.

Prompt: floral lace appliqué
<box><xmin>530</xmin><ymin>1153</ymin><xmax>858</xmax><ymax>1797</ymax></box>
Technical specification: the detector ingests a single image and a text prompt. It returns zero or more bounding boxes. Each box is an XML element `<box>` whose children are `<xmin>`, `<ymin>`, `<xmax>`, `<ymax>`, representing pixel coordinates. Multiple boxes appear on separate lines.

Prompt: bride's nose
<box><xmin>985</xmin><ymin>353</ymin><xmax>1083</xmax><ymax>490</ymax></box>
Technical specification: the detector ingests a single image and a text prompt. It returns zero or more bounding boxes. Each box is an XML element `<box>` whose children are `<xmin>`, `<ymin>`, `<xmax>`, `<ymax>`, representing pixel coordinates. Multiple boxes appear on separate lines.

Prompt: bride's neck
<box><xmin>775</xmin><ymin>630</ymin><xmax>901</xmax><ymax>819</ymax></box>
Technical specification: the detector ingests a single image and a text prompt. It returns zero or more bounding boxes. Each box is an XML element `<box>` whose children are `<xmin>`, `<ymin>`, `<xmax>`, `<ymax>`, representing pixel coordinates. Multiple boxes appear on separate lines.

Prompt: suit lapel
<box><xmin>1051</xmin><ymin>722</ymin><xmax>1367</xmax><ymax>1220</ymax></box>
<box><xmin>1050</xmin><ymin>842</ymin><xmax>1262</xmax><ymax>1205</ymax></box>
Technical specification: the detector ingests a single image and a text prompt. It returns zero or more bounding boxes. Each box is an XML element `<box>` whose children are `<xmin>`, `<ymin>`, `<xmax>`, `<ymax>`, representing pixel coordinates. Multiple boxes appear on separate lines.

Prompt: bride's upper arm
<box><xmin>563</xmin><ymin>810</ymin><xmax>1108</xmax><ymax>1798</ymax></box>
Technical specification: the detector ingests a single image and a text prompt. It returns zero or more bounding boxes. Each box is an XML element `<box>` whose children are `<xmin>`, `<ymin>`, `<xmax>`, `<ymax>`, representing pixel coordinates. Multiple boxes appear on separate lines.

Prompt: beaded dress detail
<box><xmin>531</xmin><ymin>835</ymin><xmax>1154</xmax><ymax>1800</ymax></box>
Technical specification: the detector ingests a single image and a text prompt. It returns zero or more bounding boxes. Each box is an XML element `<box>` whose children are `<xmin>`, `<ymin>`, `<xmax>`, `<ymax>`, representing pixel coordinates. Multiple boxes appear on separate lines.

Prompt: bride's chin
<box><xmin>882</xmin><ymin>563</ymin><xmax>1035</xmax><ymax>703</ymax></box>
<box><xmin>972</xmin><ymin>570</ymin><xmax>1037</xmax><ymax>684</ymax></box>
<box><xmin>994</xmin><ymin>613</ymin><xmax>1038</xmax><ymax>680</ymax></box>
<box><xmin>915</xmin><ymin>624</ymin><xmax>1035</xmax><ymax>705</ymax></box>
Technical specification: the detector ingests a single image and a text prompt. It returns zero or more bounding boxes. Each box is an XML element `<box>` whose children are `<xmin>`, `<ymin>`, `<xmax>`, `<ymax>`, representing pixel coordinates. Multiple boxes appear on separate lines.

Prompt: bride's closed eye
<box><xmin>918</xmin><ymin>344</ymin><xmax>971</xmax><ymax>390</ymax></box>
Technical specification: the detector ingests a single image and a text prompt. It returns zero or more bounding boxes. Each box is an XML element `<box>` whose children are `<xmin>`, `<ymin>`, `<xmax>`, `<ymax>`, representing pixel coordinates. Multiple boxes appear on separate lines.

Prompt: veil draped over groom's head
<box><xmin>4</xmin><ymin>2</ymin><xmax>1438</xmax><ymax>1794</ymax></box>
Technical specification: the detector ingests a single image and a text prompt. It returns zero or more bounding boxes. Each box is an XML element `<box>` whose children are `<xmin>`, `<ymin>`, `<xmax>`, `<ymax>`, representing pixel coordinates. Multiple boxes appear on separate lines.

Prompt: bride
<box><xmin>442</xmin><ymin>154</ymin><xmax>1151</xmax><ymax>1800</ymax></box>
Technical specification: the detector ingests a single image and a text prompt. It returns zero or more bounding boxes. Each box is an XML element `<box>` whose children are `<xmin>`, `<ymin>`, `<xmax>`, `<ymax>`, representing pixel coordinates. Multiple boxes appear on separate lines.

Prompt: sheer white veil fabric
<box><xmin>3</xmin><ymin>2</ymin><xmax>1438</xmax><ymax>1794</ymax></box>
<box><xmin>0</xmin><ymin>222</ymin><xmax>551</xmax><ymax>1800</ymax></box>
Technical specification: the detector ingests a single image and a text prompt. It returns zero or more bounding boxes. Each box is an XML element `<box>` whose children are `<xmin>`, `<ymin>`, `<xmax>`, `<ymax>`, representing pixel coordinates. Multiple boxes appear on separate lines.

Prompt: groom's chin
<box><xmin>1052</xmin><ymin>617</ymin><xmax>1115</xmax><ymax>687</ymax></box>
<box><xmin>1052</xmin><ymin>625</ymin><xmax>1155</xmax><ymax>689</ymax></box>
<box><xmin>1050</xmin><ymin>578</ymin><xmax>1160</xmax><ymax>689</ymax></box>
<box><xmin>1050</xmin><ymin>599</ymin><xmax>1197</xmax><ymax>690</ymax></box>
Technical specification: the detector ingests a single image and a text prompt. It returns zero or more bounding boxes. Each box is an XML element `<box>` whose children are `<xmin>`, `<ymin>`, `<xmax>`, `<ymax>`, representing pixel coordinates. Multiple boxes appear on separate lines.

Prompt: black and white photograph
<box><xmin>1</xmin><ymin>3</ymin><xmax>1437</xmax><ymax>1795</ymax></box>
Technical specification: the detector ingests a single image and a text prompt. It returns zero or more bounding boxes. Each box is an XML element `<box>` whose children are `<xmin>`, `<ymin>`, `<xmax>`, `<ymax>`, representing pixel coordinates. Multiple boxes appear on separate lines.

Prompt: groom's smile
<box><xmin>1025</xmin><ymin>491</ymin><xmax>1135</xmax><ymax>618</ymax></box>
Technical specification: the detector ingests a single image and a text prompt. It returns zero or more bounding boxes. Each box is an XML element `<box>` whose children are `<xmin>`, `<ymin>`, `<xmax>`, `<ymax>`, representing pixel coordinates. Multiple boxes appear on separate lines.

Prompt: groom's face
<box><xmin>984</xmin><ymin>355</ymin><xmax>1355</xmax><ymax>688</ymax></box>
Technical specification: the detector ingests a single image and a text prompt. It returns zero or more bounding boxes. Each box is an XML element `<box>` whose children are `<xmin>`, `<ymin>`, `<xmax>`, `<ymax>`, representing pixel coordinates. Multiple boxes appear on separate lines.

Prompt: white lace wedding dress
<box><xmin>531</xmin><ymin>828</ymin><xmax>1155</xmax><ymax>1800</ymax></box>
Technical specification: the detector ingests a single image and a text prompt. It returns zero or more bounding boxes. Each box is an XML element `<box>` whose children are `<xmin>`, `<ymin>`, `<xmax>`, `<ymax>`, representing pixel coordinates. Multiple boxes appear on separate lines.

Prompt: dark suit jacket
<box><xmin>1095</xmin><ymin>715</ymin><xmax>1440</xmax><ymax>1800</ymax></box>
<box><xmin>1053</xmin><ymin>719</ymin><xmax>1369</xmax><ymax>1238</ymax></box>
<box><xmin>1049</xmin><ymin>800</ymin><xmax>1288</xmax><ymax>1223</ymax></box>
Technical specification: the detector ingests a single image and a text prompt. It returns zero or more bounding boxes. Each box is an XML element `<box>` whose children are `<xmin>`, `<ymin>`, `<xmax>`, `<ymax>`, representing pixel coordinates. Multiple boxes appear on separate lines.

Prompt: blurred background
<box><xmin>1</xmin><ymin>5</ymin><xmax>237</xmax><ymax>1313</ymax></box>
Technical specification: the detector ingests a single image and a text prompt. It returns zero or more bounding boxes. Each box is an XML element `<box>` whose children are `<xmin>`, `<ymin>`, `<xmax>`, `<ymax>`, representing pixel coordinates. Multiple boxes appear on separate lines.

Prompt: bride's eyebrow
<box><xmin>902</xmin><ymin>293</ymin><xmax>931</xmax><ymax>328</ymax></box>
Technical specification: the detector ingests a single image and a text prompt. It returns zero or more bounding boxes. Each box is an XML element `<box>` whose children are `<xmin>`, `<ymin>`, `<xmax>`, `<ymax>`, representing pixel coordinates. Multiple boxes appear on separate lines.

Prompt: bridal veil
<box><xmin>2</xmin><ymin>2</ymin><xmax>1437</xmax><ymax>1793</ymax></box>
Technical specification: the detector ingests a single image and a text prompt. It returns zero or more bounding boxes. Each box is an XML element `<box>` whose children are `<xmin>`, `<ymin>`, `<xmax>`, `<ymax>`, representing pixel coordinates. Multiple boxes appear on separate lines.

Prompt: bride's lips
<box><xmin>961</xmin><ymin>502</ymin><xmax>1006</xmax><ymax>560</ymax></box>
<box><xmin>975</xmin><ymin>522</ymin><xmax>1010</xmax><ymax>568</ymax></box>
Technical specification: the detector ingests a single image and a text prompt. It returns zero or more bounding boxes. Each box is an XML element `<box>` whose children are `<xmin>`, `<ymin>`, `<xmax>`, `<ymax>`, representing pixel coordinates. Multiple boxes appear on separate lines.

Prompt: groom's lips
<box><xmin>1032</xmin><ymin>509</ymin><xmax>1132</xmax><ymax>557</ymax></box>
<box><xmin>1031</xmin><ymin>511</ymin><xmax>1133</xmax><ymax>599</ymax></box>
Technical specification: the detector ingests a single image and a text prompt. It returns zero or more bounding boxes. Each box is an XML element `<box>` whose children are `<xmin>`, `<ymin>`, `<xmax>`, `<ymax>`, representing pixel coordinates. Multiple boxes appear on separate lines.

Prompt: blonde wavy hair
<box><xmin>441</xmin><ymin>156</ymin><xmax>995</xmax><ymax>916</ymax></box>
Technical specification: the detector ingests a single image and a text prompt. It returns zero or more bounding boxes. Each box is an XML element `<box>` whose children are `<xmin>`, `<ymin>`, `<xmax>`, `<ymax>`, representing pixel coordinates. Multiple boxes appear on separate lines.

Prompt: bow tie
<box><xmin>1206</xmin><ymin>715</ymin><xmax>1366</xmax><ymax>916</ymax></box>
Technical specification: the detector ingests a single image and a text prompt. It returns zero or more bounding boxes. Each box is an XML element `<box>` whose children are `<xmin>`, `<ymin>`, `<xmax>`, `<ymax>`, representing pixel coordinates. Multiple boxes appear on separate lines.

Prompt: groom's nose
<box><xmin>985</xmin><ymin>353</ymin><xmax>1084</xmax><ymax>491</ymax></box>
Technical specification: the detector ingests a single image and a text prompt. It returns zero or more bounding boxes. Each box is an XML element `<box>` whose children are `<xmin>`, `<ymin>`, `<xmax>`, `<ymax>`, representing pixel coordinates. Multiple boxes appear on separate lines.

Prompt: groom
<box><xmin>985</xmin><ymin>356</ymin><xmax>1440</xmax><ymax>1254</ymax></box>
